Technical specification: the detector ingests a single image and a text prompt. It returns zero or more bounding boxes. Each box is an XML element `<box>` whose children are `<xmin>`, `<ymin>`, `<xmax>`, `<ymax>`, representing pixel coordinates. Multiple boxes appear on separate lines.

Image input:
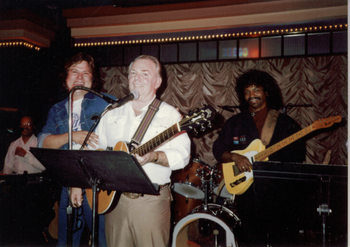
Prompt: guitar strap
<box><xmin>131</xmin><ymin>98</ymin><xmax>162</xmax><ymax>145</ymax></box>
<box><xmin>260</xmin><ymin>109</ymin><xmax>279</xmax><ymax>146</ymax></box>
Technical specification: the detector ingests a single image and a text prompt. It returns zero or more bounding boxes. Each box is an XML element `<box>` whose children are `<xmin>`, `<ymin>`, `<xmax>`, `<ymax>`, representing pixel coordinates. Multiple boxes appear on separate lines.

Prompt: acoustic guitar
<box><xmin>222</xmin><ymin>115</ymin><xmax>341</xmax><ymax>195</ymax></box>
<box><xmin>86</xmin><ymin>105</ymin><xmax>216</xmax><ymax>214</ymax></box>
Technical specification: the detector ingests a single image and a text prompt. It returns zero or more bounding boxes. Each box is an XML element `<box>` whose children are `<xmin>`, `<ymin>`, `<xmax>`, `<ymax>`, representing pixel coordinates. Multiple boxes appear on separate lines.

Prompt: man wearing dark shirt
<box><xmin>212</xmin><ymin>69</ymin><xmax>306</xmax><ymax>246</ymax></box>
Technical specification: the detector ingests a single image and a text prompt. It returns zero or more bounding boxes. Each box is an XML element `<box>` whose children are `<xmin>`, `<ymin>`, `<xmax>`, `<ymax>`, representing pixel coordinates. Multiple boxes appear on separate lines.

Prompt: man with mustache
<box><xmin>212</xmin><ymin>69</ymin><xmax>306</xmax><ymax>246</ymax></box>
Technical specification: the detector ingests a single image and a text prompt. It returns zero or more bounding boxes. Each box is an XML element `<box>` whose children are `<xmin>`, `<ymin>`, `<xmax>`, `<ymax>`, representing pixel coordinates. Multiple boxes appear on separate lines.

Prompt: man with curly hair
<box><xmin>213</xmin><ymin>69</ymin><xmax>306</xmax><ymax>246</ymax></box>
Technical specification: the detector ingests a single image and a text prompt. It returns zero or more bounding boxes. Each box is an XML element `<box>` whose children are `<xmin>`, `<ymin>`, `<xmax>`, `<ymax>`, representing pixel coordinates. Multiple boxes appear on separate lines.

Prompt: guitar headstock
<box><xmin>311</xmin><ymin>115</ymin><xmax>342</xmax><ymax>130</ymax></box>
<box><xmin>180</xmin><ymin>105</ymin><xmax>216</xmax><ymax>133</ymax></box>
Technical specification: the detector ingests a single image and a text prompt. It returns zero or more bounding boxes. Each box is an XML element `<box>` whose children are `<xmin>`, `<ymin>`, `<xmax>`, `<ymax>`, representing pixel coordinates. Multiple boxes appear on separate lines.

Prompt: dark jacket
<box><xmin>212</xmin><ymin>109</ymin><xmax>306</xmax><ymax>164</ymax></box>
<box><xmin>38</xmin><ymin>92</ymin><xmax>116</xmax><ymax>150</ymax></box>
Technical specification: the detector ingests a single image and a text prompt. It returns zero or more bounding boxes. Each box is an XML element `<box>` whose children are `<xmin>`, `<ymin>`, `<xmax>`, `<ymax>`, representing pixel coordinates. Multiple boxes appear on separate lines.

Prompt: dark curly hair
<box><xmin>62</xmin><ymin>52</ymin><xmax>102</xmax><ymax>92</ymax></box>
<box><xmin>235</xmin><ymin>69</ymin><xmax>284</xmax><ymax>111</ymax></box>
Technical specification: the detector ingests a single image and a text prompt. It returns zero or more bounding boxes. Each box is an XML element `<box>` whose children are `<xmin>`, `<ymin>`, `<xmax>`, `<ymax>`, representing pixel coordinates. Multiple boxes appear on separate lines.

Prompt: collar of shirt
<box><xmin>129</xmin><ymin>95</ymin><xmax>156</xmax><ymax>115</ymax></box>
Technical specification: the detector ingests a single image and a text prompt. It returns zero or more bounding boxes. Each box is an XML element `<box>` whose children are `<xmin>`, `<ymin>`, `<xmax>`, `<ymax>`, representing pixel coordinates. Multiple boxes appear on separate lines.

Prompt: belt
<box><xmin>123</xmin><ymin>183</ymin><xmax>170</xmax><ymax>199</ymax></box>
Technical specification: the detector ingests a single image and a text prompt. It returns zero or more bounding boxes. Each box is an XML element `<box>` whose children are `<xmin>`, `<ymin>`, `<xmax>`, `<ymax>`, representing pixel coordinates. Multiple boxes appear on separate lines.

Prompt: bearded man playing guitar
<box><xmin>212</xmin><ymin>69</ymin><xmax>306</xmax><ymax>246</ymax></box>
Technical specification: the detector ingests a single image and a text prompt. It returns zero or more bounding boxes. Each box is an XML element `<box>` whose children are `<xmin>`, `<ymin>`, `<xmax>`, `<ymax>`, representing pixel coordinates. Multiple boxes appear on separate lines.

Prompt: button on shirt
<box><xmin>95</xmin><ymin>98</ymin><xmax>191</xmax><ymax>185</ymax></box>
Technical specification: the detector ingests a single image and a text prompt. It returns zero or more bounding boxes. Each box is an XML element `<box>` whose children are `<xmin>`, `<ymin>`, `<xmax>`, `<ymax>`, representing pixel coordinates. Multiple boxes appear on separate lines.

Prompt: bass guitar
<box><xmin>86</xmin><ymin>105</ymin><xmax>215</xmax><ymax>214</ymax></box>
<box><xmin>222</xmin><ymin>115</ymin><xmax>341</xmax><ymax>195</ymax></box>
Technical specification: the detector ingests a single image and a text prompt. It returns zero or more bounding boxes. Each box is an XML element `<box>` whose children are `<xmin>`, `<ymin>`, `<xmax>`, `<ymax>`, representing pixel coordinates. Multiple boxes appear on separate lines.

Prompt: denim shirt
<box><xmin>38</xmin><ymin>92</ymin><xmax>116</xmax><ymax>150</ymax></box>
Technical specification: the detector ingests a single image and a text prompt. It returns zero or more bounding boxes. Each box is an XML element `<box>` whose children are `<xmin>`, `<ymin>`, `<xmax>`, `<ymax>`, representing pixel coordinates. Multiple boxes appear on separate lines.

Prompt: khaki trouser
<box><xmin>105</xmin><ymin>187</ymin><xmax>171</xmax><ymax>247</ymax></box>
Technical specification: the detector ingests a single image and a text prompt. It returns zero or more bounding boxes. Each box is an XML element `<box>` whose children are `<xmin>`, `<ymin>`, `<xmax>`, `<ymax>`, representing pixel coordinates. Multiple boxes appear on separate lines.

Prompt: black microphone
<box><xmin>107</xmin><ymin>90</ymin><xmax>139</xmax><ymax>110</ymax></box>
<box><xmin>100</xmin><ymin>94</ymin><xmax>117</xmax><ymax>104</ymax></box>
<box><xmin>217</xmin><ymin>105</ymin><xmax>238</xmax><ymax>113</ymax></box>
<box><xmin>71</xmin><ymin>86</ymin><xmax>116</xmax><ymax>104</ymax></box>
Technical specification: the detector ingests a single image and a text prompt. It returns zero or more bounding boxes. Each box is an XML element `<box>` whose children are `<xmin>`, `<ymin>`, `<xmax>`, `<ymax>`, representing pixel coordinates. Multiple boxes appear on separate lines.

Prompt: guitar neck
<box><xmin>130</xmin><ymin>123</ymin><xmax>180</xmax><ymax>156</ymax></box>
<box><xmin>254</xmin><ymin>124</ymin><xmax>313</xmax><ymax>161</ymax></box>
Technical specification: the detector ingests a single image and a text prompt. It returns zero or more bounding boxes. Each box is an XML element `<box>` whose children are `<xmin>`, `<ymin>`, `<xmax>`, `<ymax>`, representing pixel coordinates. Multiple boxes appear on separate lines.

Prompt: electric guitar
<box><xmin>86</xmin><ymin>105</ymin><xmax>215</xmax><ymax>214</ymax></box>
<box><xmin>222</xmin><ymin>115</ymin><xmax>341</xmax><ymax>195</ymax></box>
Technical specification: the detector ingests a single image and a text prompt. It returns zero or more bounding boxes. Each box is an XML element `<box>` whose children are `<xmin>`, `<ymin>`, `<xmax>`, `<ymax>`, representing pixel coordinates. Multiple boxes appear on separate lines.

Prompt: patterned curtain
<box><xmin>100</xmin><ymin>55</ymin><xmax>347</xmax><ymax>167</ymax></box>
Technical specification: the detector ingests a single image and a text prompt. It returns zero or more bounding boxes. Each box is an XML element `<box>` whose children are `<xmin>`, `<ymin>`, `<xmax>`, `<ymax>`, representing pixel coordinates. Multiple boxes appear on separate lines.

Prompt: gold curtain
<box><xmin>100</xmin><ymin>55</ymin><xmax>347</xmax><ymax>166</ymax></box>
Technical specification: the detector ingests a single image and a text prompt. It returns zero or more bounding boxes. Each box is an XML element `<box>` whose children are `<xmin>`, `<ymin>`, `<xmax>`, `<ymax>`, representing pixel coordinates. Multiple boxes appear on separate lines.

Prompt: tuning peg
<box><xmin>207</xmin><ymin>121</ymin><xmax>212</xmax><ymax>128</ymax></box>
<box><xmin>200</xmin><ymin>125</ymin><xmax>206</xmax><ymax>132</ymax></box>
<box><xmin>193</xmin><ymin>128</ymin><xmax>198</xmax><ymax>136</ymax></box>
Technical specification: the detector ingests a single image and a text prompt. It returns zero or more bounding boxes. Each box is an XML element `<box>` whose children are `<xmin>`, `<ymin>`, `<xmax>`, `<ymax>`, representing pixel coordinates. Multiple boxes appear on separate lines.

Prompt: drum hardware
<box><xmin>171</xmin><ymin>159</ymin><xmax>208</xmax><ymax>223</ymax></box>
<box><xmin>171</xmin><ymin>160</ymin><xmax>240</xmax><ymax>247</ymax></box>
<box><xmin>172</xmin><ymin>203</ymin><xmax>240</xmax><ymax>247</ymax></box>
<box><xmin>171</xmin><ymin>159</ymin><xmax>237</xmax><ymax>226</ymax></box>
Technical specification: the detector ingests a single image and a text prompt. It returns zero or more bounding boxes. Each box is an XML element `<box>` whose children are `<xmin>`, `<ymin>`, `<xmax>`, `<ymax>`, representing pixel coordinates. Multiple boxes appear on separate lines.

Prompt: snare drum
<box><xmin>171</xmin><ymin>159</ymin><xmax>207</xmax><ymax>200</ymax></box>
<box><xmin>172</xmin><ymin>203</ymin><xmax>240</xmax><ymax>247</ymax></box>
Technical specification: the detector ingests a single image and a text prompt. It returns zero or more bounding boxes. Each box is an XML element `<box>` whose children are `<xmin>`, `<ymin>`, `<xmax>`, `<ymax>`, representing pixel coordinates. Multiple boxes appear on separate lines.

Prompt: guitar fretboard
<box><xmin>130</xmin><ymin>124</ymin><xmax>180</xmax><ymax>156</ymax></box>
<box><xmin>254</xmin><ymin>125</ymin><xmax>313</xmax><ymax>161</ymax></box>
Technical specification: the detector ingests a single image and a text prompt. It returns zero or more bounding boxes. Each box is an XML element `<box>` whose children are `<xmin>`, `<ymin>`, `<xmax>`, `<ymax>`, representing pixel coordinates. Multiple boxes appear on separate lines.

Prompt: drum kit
<box><xmin>171</xmin><ymin>159</ymin><xmax>241</xmax><ymax>247</ymax></box>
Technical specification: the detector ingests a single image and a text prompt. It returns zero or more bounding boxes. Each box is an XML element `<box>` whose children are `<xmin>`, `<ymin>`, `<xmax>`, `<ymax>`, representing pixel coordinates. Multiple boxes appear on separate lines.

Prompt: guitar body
<box><xmin>85</xmin><ymin>141</ymin><xmax>128</xmax><ymax>214</ymax></box>
<box><xmin>83</xmin><ymin>106</ymin><xmax>215</xmax><ymax>213</ymax></box>
<box><xmin>222</xmin><ymin>115</ymin><xmax>341</xmax><ymax>196</ymax></box>
<box><xmin>223</xmin><ymin>139</ymin><xmax>267</xmax><ymax>195</ymax></box>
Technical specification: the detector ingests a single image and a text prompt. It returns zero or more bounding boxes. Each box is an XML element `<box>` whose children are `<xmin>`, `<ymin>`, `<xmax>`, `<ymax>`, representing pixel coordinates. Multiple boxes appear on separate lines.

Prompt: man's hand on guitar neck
<box><xmin>131</xmin><ymin>143</ymin><xmax>170</xmax><ymax>167</ymax></box>
<box><xmin>134</xmin><ymin>151</ymin><xmax>169</xmax><ymax>167</ymax></box>
<box><xmin>222</xmin><ymin>151</ymin><xmax>252</xmax><ymax>173</ymax></box>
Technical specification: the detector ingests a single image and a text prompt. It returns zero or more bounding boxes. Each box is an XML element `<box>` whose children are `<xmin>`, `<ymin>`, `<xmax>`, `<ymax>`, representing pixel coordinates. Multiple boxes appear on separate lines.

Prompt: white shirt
<box><xmin>72</xmin><ymin>98</ymin><xmax>83</xmax><ymax>150</ymax></box>
<box><xmin>3</xmin><ymin>134</ymin><xmax>46</xmax><ymax>174</ymax></box>
<box><xmin>95</xmin><ymin>99</ymin><xmax>191</xmax><ymax>185</ymax></box>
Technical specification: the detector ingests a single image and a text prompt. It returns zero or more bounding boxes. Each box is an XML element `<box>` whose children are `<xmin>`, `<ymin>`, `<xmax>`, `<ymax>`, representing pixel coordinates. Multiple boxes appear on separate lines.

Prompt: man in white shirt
<box><xmin>3</xmin><ymin>116</ymin><xmax>45</xmax><ymax>174</ymax></box>
<box><xmin>71</xmin><ymin>55</ymin><xmax>191</xmax><ymax>247</ymax></box>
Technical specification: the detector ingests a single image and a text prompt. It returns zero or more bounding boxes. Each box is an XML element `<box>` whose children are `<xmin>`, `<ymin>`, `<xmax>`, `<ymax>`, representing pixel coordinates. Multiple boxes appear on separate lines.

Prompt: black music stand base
<box><xmin>30</xmin><ymin>148</ymin><xmax>159</xmax><ymax>247</ymax></box>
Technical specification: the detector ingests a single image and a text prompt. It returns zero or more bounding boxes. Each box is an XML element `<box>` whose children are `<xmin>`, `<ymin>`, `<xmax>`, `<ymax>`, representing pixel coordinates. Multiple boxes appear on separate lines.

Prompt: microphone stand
<box><xmin>217</xmin><ymin>105</ymin><xmax>239</xmax><ymax>113</ymax></box>
<box><xmin>218</xmin><ymin>104</ymin><xmax>313</xmax><ymax>115</ymax></box>
<box><xmin>69</xmin><ymin>86</ymin><xmax>112</xmax><ymax>149</ymax></box>
<box><xmin>282</xmin><ymin>103</ymin><xmax>313</xmax><ymax>114</ymax></box>
<box><xmin>67</xmin><ymin>86</ymin><xmax>112</xmax><ymax>247</ymax></box>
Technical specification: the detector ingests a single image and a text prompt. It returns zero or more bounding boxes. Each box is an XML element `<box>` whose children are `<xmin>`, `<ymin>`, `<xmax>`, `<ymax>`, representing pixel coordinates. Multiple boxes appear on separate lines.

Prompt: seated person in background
<box><xmin>212</xmin><ymin>69</ymin><xmax>306</xmax><ymax>246</ymax></box>
<box><xmin>3</xmin><ymin>116</ymin><xmax>45</xmax><ymax>174</ymax></box>
<box><xmin>38</xmin><ymin>52</ymin><xmax>115</xmax><ymax>247</ymax></box>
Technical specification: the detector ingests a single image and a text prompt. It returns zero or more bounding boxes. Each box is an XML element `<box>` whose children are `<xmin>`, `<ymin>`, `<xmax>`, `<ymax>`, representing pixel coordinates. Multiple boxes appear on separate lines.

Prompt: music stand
<box><xmin>252</xmin><ymin>161</ymin><xmax>347</xmax><ymax>247</ymax></box>
<box><xmin>30</xmin><ymin>147</ymin><xmax>159</xmax><ymax>247</ymax></box>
